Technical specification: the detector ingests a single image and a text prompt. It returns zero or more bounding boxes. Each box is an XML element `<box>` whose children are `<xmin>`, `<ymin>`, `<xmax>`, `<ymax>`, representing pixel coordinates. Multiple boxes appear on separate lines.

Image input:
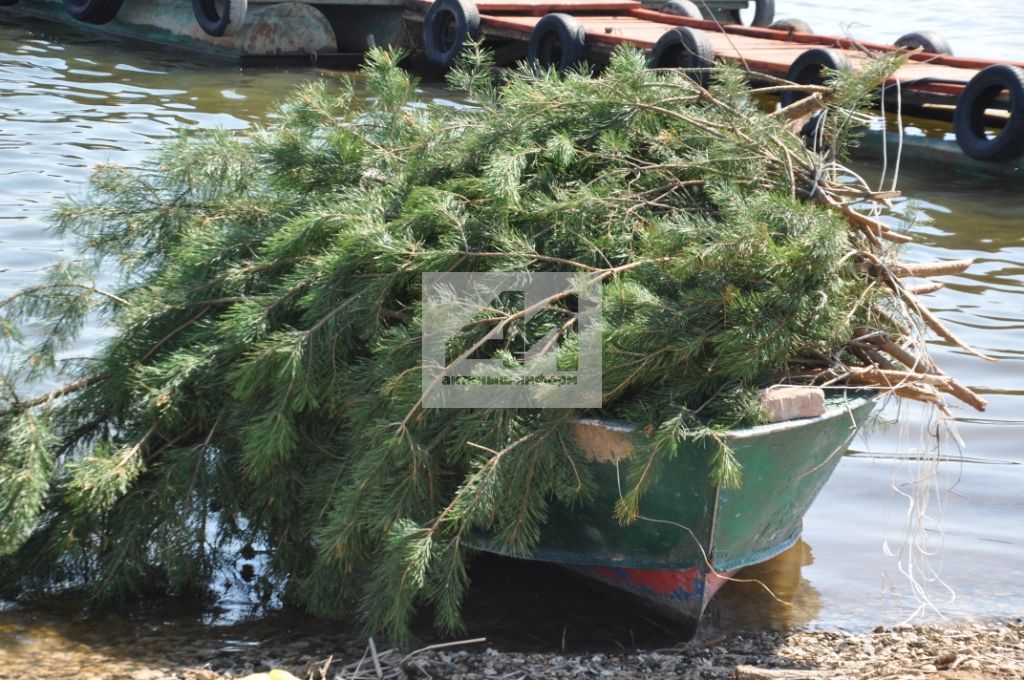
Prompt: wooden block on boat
<box><xmin>759</xmin><ymin>385</ymin><xmax>825</xmax><ymax>423</ymax></box>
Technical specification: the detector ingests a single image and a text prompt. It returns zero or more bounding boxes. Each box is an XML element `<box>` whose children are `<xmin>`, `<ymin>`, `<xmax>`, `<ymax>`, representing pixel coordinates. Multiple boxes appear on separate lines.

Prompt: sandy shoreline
<box><xmin>2</xmin><ymin>618</ymin><xmax>1021</xmax><ymax>679</ymax></box>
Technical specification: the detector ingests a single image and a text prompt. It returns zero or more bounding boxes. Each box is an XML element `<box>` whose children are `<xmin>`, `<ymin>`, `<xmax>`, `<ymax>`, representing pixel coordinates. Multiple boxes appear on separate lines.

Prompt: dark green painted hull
<box><xmin>469</xmin><ymin>389</ymin><xmax>877</xmax><ymax>632</ymax></box>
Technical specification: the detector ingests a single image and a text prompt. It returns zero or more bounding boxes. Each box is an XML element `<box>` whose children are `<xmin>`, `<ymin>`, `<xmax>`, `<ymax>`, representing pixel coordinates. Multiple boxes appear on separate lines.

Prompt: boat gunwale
<box><xmin>575</xmin><ymin>388</ymin><xmax>878</xmax><ymax>444</ymax></box>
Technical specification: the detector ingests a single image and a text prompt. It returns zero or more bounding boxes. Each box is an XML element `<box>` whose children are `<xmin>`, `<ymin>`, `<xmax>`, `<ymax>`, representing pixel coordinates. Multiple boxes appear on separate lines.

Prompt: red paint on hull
<box><xmin>591</xmin><ymin>565</ymin><xmax>701</xmax><ymax>597</ymax></box>
<box><xmin>578</xmin><ymin>563</ymin><xmax>739</xmax><ymax>630</ymax></box>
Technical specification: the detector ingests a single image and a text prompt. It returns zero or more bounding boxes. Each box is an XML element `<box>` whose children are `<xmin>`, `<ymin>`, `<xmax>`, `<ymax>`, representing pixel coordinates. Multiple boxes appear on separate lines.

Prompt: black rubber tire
<box><xmin>193</xmin><ymin>0</ymin><xmax>248</xmax><ymax>36</ymax></box>
<box><xmin>528</xmin><ymin>13</ymin><xmax>587</xmax><ymax>75</ymax></box>
<box><xmin>647</xmin><ymin>27</ymin><xmax>715</xmax><ymax>85</ymax></box>
<box><xmin>64</xmin><ymin>0</ymin><xmax>124</xmax><ymax>24</ymax></box>
<box><xmin>659</xmin><ymin>0</ymin><xmax>702</xmax><ymax>19</ymax></box>
<box><xmin>721</xmin><ymin>0</ymin><xmax>774</xmax><ymax>26</ymax></box>
<box><xmin>780</xmin><ymin>47</ymin><xmax>850</xmax><ymax>107</ymax></box>
<box><xmin>894</xmin><ymin>30</ymin><xmax>953</xmax><ymax>56</ymax></box>
<box><xmin>422</xmin><ymin>0</ymin><xmax>481</xmax><ymax>69</ymax></box>
<box><xmin>769</xmin><ymin>18</ymin><xmax>813</xmax><ymax>34</ymax></box>
<box><xmin>953</xmin><ymin>64</ymin><xmax>1024</xmax><ymax>162</ymax></box>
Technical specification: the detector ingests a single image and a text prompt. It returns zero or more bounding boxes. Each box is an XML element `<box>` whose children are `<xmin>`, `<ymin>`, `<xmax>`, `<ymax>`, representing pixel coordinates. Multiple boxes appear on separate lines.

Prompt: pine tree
<box><xmin>0</xmin><ymin>46</ymin><xmax>969</xmax><ymax>641</ymax></box>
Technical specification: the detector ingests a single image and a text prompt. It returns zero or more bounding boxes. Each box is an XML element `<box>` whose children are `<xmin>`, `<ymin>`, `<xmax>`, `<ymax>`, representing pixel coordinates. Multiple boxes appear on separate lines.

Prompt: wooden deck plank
<box><xmin>627</xmin><ymin>7</ymin><xmax>1024</xmax><ymax>70</ymax></box>
<box><xmin>407</xmin><ymin>0</ymin><xmax>640</xmax><ymax>12</ymax></box>
<box><xmin>477</xmin><ymin>0</ymin><xmax>641</xmax><ymax>11</ymax></box>
<box><xmin>478</xmin><ymin>12</ymin><xmax>987</xmax><ymax>94</ymax></box>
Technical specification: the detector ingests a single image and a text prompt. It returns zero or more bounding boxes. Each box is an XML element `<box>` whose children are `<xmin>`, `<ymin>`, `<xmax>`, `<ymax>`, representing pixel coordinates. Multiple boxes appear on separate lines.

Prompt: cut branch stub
<box><xmin>838</xmin><ymin>204</ymin><xmax>913</xmax><ymax>244</ymax></box>
<box><xmin>905</xmin><ymin>292</ymin><xmax>997</xmax><ymax>363</ymax></box>
<box><xmin>905</xmin><ymin>281</ymin><xmax>945</xmax><ymax>295</ymax></box>
<box><xmin>874</xmin><ymin>337</ymin><xmax>988</xmax><ymax>411</ymax></box>
<box><xmin>890</xmin><ymin>258</ymin><xmax>975</xmax><ymax>278</ymax></box>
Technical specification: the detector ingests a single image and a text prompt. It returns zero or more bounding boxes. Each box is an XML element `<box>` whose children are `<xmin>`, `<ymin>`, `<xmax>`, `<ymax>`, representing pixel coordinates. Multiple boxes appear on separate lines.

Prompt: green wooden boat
<box><xmin>467</xmin><ymin>388</ymin><xmax>877</xmax><ymax>636</ymax></box>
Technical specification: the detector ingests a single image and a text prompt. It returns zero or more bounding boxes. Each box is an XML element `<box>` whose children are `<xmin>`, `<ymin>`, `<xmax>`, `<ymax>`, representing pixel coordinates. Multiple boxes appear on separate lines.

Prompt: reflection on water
<box><xmin>708</xmin><ymin>541</ymin><xmax>821</xmax><ymax>633</ymax></box>
<box><xmin>0</xmin><ymin>0</ymin><xmax>1023</xmax><ymax>644</ymax></box>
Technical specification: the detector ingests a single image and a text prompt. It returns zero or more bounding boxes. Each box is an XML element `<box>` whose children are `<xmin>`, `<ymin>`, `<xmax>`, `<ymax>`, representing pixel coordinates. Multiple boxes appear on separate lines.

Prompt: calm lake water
<box><xmin>0</xmin><ymin>0</ymin><xmax>1022</xmax><ymax>651</ymax></box>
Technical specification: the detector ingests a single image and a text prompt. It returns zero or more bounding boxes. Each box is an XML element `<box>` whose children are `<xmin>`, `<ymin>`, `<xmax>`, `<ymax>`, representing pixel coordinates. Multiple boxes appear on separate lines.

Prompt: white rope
<box><xmin>878</xmin><ymin>64</ymin><xmax>890</xmax><ymax>192</ymax></box>
<box><xmin>890</xmin><ymin>76</ymin><xmax>906</xmax><ymax>193</ymax></box>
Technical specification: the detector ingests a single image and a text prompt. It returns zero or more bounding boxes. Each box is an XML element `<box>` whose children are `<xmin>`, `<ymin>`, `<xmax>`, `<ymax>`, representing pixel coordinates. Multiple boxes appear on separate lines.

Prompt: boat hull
<box><xmin>468</xmin><ymin>389</ymin><xmax>877</xmax><ymax>634</ymax></box>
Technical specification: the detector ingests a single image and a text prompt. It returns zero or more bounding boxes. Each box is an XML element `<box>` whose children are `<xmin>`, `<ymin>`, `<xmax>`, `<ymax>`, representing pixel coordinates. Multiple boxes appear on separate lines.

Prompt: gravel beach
<box><xmin>2</xmin><ymin>618</ymin><xmax>1020</xmax><ymax>679</ymax></box>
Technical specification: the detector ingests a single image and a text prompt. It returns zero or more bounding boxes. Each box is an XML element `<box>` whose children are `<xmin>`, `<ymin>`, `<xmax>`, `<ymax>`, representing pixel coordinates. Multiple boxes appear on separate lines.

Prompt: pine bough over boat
<box><xmin>0</xmin><ymin>48</ymin><xmax>990</xmax><ymax>642</ymax></box>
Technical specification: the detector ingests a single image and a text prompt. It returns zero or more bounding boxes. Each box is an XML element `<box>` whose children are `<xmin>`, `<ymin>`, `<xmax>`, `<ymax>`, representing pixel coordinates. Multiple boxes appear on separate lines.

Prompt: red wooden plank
<box><xmin>479</xmin><ymin>12</ymin><xmax>983</xmax><ymax>95</ymax></box>
<box><xmin>429</xmin><ymin>0</ymin><xmax>1022</xmax><ymax>75</ymax></box>
<box><xmin>477</xmin><ymin>0</ymin><xmax>640</xmax><ymax>11</ymax></box>
<box><xmin>408</xmin><ymin>0</ymin><xmax>640</xmax><ymax>12</ymax></box>
<box><xmin>478</xmin><ymin>13</ymin><xmax>544</xmax><ymax>34</ymax></box>
<box><xmin>473</xmin><ymin>6</ymin><xmax>1024</xmax><ymax>104</ymax></box>
<box><xmin>627</xmin><ymin>7</ymin><xmax>1024</xmax><ymax>71</ymax></box>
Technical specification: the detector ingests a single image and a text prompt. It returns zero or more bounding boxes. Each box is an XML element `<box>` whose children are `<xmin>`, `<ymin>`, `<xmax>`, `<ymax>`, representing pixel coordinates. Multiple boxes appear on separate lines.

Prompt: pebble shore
<box><xmin>2</xmin><ymin>619</ymin><xmax>1021</xmax><ymax>679</ymax></box>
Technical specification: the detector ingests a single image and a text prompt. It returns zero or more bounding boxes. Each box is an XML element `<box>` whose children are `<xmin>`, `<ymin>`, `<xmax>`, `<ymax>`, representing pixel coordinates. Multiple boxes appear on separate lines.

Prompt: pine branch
<box><xmin>0</xmin><ymin>283</ymin><xmax>130</xmax><ymax>309</ymax></box>
<box><xmin>0</xmin><ymin>374</ymin><xmax>104</xmax><ymax>417</ymax></box>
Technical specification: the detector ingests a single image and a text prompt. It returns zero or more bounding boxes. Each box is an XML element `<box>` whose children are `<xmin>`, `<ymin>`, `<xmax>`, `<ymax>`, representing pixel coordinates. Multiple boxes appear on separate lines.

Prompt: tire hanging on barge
<box><xmin>894</xmin><ymin>31</ymin><xmax>953</xmax><ymax>56</ymax></box>
<box><xmin>193</xmin><ymin>0</ymin><xmax>248</xmax><ymax>37</ymax></box>
<box><xmin>658</xmin><ymin>0</ymin><xmax>702</xmax><ymax>19</ymax></box>
<box><xmin>528</xmin><ymin>13</ymin><xmax>587</xmax><ymax>76</ymax></box>
<box><xmin>769</xmin><ymin>18</ymin><xmax>813</xmax><ymax>34</ymax></box>
<box><xmin>721</xmin><ymin>0</ymin><xmax>774</xmax><ymax>27</ymax></box>
<box><xmin>781</xmin><ymin>48</ymin><xmax>851</xmax><ymax>107</ymax></box>
<box><xmin>953</xmin><ymin>64</ymin><xmax>1024</xmax><ymax>162</ymax></box>
<box><xmin>422</xmin><ymin>0</ymin><xmax>481</xmax><ymax>69</ymax></box>
<box><xmin>64</xmin><ymin>0</ymin><xmax>123</xmax><ymax>25</ymax></box>
<box><xmin>647</xmin><ymin>27</ymin><xmax>715</xmax><ymax>86</ymax></box>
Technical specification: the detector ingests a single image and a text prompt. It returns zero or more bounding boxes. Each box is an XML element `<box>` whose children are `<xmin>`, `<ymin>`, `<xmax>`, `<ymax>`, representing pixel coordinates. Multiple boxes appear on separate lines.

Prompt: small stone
<box><xmin>268</xmin><ymin>672</ymin><xmax>302</xmax><ymax>680</ymax></box>
<box><xmin>934</xmin><ymin>651</ymin><xmax>957</xmax><ymax>668</ymax></box>
<box><xmin>921</xmin><ymin>664</ymin><xmax>937</xmax><ymax>672</ymax></box>
<box><xmin>183</xmin><ymin>671</ymin><xmax>222</xmax><ymax>680</ymax></box>
<box><xmin>130</xmin><ymin>671</ymin><xmax>166</xmax><ymax>680</ymax></box>
<box><xmin>211</xmin><ymin>658</ymin><xmax>234</xmax><ymax>671</ymax></box>
<box><xmin>873</xmin><ymin>625</ymin><xmax>886</xmax><ymax>634</ymax></box>
<box><xmin>238</xmin><ymin>672</ymin><xmax>301</xmax><ymax>680</ymax></box>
